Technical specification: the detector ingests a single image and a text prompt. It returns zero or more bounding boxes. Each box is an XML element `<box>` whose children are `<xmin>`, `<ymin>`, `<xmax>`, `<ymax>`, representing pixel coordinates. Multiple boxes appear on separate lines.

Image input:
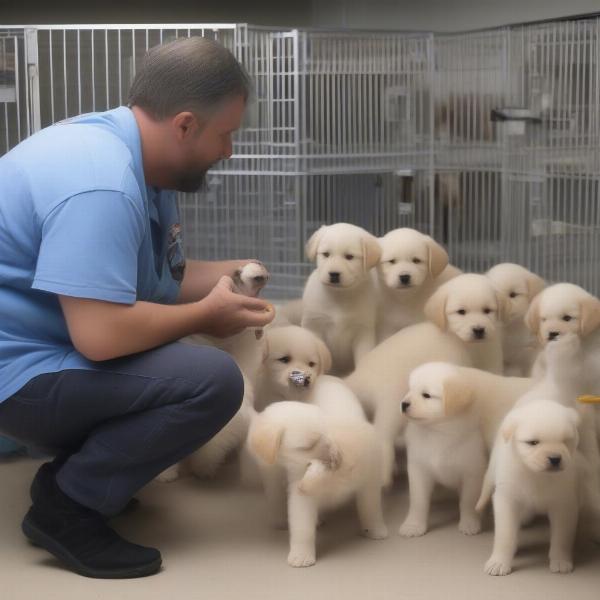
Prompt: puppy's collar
<box><xmin>577</xmin><ymin>395</ymin><xmax>600</xmax><ymax>404</ymax></box>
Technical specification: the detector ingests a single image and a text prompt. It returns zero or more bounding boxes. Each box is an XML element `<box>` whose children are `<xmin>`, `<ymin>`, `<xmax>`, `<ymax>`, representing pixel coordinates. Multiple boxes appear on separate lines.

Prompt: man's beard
<box><xmin>174</xmin><ymin>168</ymin><xmax>209</xmax><ymax>193</ymax></box>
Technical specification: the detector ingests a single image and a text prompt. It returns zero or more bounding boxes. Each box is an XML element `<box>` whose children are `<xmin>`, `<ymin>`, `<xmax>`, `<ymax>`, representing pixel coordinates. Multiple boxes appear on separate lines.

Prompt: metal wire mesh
<box><xmin>0</xmin><ymin>20</ymin><xmax>599</xmax><ymax>299</ymax></box>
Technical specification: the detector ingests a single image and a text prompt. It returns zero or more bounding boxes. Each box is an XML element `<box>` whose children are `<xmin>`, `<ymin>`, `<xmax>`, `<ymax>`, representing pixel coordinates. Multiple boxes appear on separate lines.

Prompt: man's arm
<box><xmin>60</xmin><ymin>276</ymin><xmax>274</xmax><ymax>362</ymax></box>
<box><xmin>177</xmin><ymin>259</ymin><xmax>251</xmax><ymax>304</ymax></box>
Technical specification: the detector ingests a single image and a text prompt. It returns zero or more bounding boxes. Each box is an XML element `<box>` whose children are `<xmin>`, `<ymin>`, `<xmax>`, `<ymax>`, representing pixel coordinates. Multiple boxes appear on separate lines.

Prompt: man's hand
<box><xmin>198</xmin><ymin>276</ymin><xmax>274</xmax><ymax>338</ymax></box>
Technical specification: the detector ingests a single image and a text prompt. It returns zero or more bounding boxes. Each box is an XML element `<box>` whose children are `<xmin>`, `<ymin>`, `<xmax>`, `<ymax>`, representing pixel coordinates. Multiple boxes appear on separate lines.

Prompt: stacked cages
<box><xmin>0</xmin><ymin>19</ymin><xmax>599</xmax><ymax>297</ymax></box>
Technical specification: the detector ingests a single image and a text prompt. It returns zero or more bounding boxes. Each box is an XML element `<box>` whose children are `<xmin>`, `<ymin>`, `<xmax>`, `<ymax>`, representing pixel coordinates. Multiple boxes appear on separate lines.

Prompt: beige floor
<box><xmin>0</xmin><ymin>456</ymin><xmax>598</xmax><ymax>600</ymax></box>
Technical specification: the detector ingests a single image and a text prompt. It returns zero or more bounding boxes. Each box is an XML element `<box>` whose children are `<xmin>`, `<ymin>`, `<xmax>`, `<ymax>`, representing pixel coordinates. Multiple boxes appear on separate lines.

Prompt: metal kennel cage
<box><xmin>1</xmin><ymin>19</ymin><xmax>599</xmax><ymax>298</ymax></box>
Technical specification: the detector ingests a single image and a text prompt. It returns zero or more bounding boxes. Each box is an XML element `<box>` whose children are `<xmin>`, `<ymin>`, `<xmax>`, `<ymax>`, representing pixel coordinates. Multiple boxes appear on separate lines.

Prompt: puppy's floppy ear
<box><xmin>501</xmin><ymin>414</ymin><xmax>517</xmax><ymax>443</ymax></box>
<box><xmin>579</xmin><ymin>294</ymin><xmax>600</xmax><ymax>337</ymax></box>
<box><xmin>314</xmin><ymin>338</ymin><xmax>332</xmax><ymax>374</ymax></box>
<box><xmin>524</xmin><ymin>294</ymin><xmax>542</xmax><ymax>335</ymax></box>
<box><xmin>248</xmin><ymin>418</ymin><xmax>284</xmax><ymax>465</ymax></box>
<box><xmin>261</xmin><ymin>333</ymin><xmax>271</xmax><ymax>364</ymax></box>
<box><xmin>424</xmin><ymin>285</ymin><xmax>449</xmax><ymax>330</ymax></box>
<box><xmin>361</xmin><ymin>232</ymin><xmax>382</xmax><ymax>271</ymax></box>
<box><xmin>424</xmin><ymin>235</ymin><xmax>449</xmax><ymax>278</ymax></box>
<box><xmin>525</xmin><ymin>271</ymin><xmax>546</xmax><ymax>301</ymax></box>
<box><xmin>305</xmin><ymin>226</ymin><xmax>327</xmax><ymax>262</ymax></box>
<box><xmin>442</xmin><ymin>374</ymin><xmax>474</xmax><ymax>417</ymax></box>
<box><xmin>494</xmin><ymin>289</ymin><xmax>512</xmax><ymax>323</ymax></box>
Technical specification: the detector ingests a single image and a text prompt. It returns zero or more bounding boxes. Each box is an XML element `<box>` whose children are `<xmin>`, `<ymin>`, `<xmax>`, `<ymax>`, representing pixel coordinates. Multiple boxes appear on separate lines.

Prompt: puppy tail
<box><xmin>297</xmin><ymin>460</ymin><xmax>331</xmax><ymax>496</ymax></box>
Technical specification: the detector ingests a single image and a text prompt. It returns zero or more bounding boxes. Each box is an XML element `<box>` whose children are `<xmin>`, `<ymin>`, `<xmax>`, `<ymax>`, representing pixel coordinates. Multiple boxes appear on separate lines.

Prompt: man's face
<box><xmin>171</xmin><ymin>94</ymin><xmax>245</xmax><ymax>193</ymax></box>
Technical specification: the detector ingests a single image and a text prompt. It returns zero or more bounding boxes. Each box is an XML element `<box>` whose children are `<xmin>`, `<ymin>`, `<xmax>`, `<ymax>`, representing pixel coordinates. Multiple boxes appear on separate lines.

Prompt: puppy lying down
<box><xmin>247</xmin><ymin>375</ymin><xmax>387</xmax><ymax>567</ymax></box>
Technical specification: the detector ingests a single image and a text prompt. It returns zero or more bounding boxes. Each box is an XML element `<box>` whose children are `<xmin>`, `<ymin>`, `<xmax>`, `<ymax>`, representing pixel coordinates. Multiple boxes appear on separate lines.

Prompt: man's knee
<box><xmin>203</xmin><ymin>347</ymin><xmax>244</xmax><ymax>423</ymax></box>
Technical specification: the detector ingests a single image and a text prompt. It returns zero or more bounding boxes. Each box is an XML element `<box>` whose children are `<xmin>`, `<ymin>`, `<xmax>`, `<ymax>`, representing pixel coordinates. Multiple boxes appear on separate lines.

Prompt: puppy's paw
<box><xmin>287</xmin><ymin>547</ymin><xmax>316</xmax><ymax>568</ymax></box>
<box><xmin>549</xmin><ymin>559</ymin><xmax>573</xmax><ymax>574</ymax></box>
<box><xmin>156</xmin><ymin>465</ymin><xmax>180</xmax><ymax>483</ymax></box>
<box><xmin>459</xmin><ymin>515</ymin><xmax>482</xmax><ymax>536</ymax></box>
<box><xmin>361</xmin><ymin>524</ymin><xmax>388</xmax><ymax>540</ymax></box>
<box><xmin>234</xmin><ymin>262</ymin><xmax>270</xmax><ymax>297</ymax></box>
<box><xmin>484</xmin><ymin>556</ymin><xmax>512</xmax><ymax>576</ymax></box>
<box><xmin>398</xmin><ymin>520</ymin><xmax>427</xmax><ymax>538</ymax></box>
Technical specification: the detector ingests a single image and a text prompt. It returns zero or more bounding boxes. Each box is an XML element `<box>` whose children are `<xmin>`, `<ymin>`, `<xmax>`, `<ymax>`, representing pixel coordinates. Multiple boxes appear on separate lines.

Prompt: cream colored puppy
<box><xmin>477</xmin><ymin>401</ymin><xmax>584</xmax><ymax>576</ymax></box>
<box><xmin>158</xmin><ymin>262</ymin><xmax>271</xmax><ymax>482</ymax></box>
<box><xmin>301</xmin><ymin>223</ymin><xmax>382</xmax><ymax>375</ymax></box>
<box><xmin>375</xmin><ymin>228</ymin><xmax>461</xmax><ymax>342</ymax></box>
<box><xmin>247</xmin><ymin>378</ymin><xmax>387</xmax><ymax>568</ymax></box>
<box><xmin>486</xmin><ymin>263</ymin><xmax>545</xmax><ymax>376</ymax></box>
<box><xmin>253</xmin><ymin>325</ymin><xmax>332</xmax><ymax>412</ymax></box>
<box><xmin>270</xmin><ymin>298</ymin><xmax>303</xmax><ymax>328</ymax></box>
<box><xmin>347</xmin><ymin>273</ymin><xmax>507</xmax><ymax>485</ymax></box>
<box><xmin>405</xmin><ymin>362</ymin><xmax>533</xmax><ymax>451</ymax></box>
<box><xmin>399</xmin><ymin>363</ymin><xmax>488</xmax><ymax>537</ymax></box>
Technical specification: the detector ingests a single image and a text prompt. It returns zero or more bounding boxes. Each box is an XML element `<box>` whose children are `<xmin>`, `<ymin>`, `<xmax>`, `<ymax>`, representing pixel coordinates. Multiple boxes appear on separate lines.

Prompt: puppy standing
<box><xmin>247</xmin><ymin>378</ymin><xmax>387</xmax><ymax>568</ymax></box>
<box><xmin>486</xmin><ymin>263</ymin><xmax>545</xmax><ymax>376</ymax></box>
<box><xmin>375</xmin><ymin>228</ymin><xmax>461</xmax><ymax>343</ymax></box>
<box><xmin>399</xmin><ymin>364</ymin><xmax>488</xmax><ymax>537</ymax></box>
<box><xmin>301</xmin><ymin>223</ymin><xmax>381</xmax><ymax>376</ymax></box>
<box><xmin>347</xmin><ymin>273</ymin><xmax>507</xmax><ymax>485</ymax></box>
<box><xmin>477</xmin><ymin>401</ymin><xmax>585</xmax><ymax>575</ymax></box>
<box><xmin>158</xmin><ymin>262</ymin><xmax>271</xmax><ymax>482</ymax></box>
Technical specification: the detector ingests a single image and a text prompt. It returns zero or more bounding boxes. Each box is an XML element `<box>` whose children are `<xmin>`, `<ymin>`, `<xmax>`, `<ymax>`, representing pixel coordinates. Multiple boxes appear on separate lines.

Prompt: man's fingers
<box><xmin>241</xmin><ymin>306</ymin><xmax>276</xmax><ymax>327</ymax></box>
<box><xmin>240</xmin><ymin>296</ymin><xmax>273</xmax><ymax>312</ymax></box>
<box><xmin>217</xmin><ymin>275</ymin><xmax>236</xmax><ymax>291</ymax></box>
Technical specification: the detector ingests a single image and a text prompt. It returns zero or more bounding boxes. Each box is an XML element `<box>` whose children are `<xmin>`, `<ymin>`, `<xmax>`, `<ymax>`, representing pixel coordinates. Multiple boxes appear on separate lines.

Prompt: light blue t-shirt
<box><xmin>0</xmin><ymin>107</ymin><xmax>186</xmax><ymax>402</ymax></box>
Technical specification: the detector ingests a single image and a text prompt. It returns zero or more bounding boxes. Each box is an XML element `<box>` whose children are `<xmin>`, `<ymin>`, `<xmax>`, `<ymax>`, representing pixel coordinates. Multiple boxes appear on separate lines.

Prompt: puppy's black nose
<box><xmin>401</xmin><ymin>401</ymin><xmax>410</xmax><ymax>413</ymax></box>
<box><xmin>472</xmin><ymin>327</ymin><xmax>485</xmax><ymax>339</ymax></box>
<box><xmin>329</xmin><ymin>272</ymin><xmax>341</xmax><ymax>284</ymax></box>
<box><xmin>399</xmin><ymin>274</ymin><xmax>411</xmax><ymax>285</ymax></box>
<box><xmin>548</xmin><ymin>455</ymin><xmax>562</xmax><ymax>467</ymax></box>
<box><xmin>548</xmin><ymin>331</ymin><xmax>559</xmax><ymax>341</ymax></box>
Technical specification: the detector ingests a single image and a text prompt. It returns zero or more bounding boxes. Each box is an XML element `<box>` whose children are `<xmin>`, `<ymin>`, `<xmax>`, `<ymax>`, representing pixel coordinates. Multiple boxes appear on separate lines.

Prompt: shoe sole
<box><xmin>22</xmin><ymin>516</ymin><xmax>162</xmax><ymax>579</ymax></box>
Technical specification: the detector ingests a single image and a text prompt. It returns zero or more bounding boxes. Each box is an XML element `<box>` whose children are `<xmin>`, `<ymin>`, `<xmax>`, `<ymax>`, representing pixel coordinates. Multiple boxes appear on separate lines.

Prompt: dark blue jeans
<box><xmin>0</xmin><ymin>342</ymin><xmax>243</xmax><ymax>516</ymax></box>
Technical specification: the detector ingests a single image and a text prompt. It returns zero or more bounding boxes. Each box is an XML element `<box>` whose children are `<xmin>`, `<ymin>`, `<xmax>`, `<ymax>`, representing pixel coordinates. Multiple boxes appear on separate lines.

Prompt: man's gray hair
<box><xmin>128</xmin><ymin>36</ymin><xmax>252</xmax><ymax>119</ymax></box>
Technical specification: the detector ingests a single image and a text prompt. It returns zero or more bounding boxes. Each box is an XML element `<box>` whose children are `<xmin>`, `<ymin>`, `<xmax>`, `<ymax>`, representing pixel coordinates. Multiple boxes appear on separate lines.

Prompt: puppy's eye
<box><xmin>562</xmin><ymin>315</ymin><xmax>573</xmax><ymax>322</ymax></box>
<box><xmin>412</xmin><ymin>258</ymin><xmax>422</xmax><ymax>264</ymax></box>
<box><xmin>422</xmin><ymin>392</ymin><xmax>431</xmax><ymax>399</ymax></box>
<box><xmin>308</xmin><ymin>361</ymin><xmax>316</xmax><ymax>367</ymax></box>
<box><xmin>525</xmin><ymin>440</ymin><xmax>539</xmax><ymax>446</ymax></box>
<box><xmin>277</xmin><ymin>356</ymin><xmax>291</xmax><ymax>364</ymax></box>
<box><xmin>322</xmin><ymin>252</ymin><xmax>330</xmax><ymax>258</ymax></box>
<box><xmin>457</xmin><ymin>309</ymin><xmax>466</xmax><ymax>316</ymax></box>
<box><xmin>345</xmin><ymin>254</ymin><xmax>354</xmax><ymax>260</ymax></box>
<box><xmin>388</xmin><ymin>258</ymin><xmax>396</xmax><ymax>265</ymax></box>
<box><xmin>509</xmin><ymin>292</ymin><xmax>518</xmax><ymax>298</ymax></box>
<box><xmin>483</xmin><ymin>308</ymin><xmax>493</xmax><ymax>315</ymax></box>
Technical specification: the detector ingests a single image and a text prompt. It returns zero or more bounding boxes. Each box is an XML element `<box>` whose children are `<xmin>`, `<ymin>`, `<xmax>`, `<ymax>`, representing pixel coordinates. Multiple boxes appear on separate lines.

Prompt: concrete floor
<box><xmin>0</xmin><ymin>456</ymin><xmax>598</xmax><ymax>600</ymax></box>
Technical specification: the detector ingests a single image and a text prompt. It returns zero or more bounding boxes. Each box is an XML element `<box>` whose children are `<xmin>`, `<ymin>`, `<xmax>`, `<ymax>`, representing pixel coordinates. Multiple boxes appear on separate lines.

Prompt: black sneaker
<box><xmin>22</xmin><ymin>469</ymin><xmax>161</xmax><ymax>578</ymax></box>
<box><xmin>30</xmin><ymin>461</ymin><xmax>140</xmax><ymax>516</ymax></box>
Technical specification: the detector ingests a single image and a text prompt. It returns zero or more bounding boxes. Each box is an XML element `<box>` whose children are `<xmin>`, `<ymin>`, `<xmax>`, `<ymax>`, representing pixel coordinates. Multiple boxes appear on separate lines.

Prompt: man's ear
<box><xmin>424</xmin><ymin>285</ymin><xmax>449</xmax><ymax>330</ymax></box>
<box><xmin>361</xmin><ymin>233</ymin><xmax>382</xmax><ymax>272</ymax></box>
<box><xmin>248</xmin><ymin>418</ymin><xmax>283</xmax><ymax>465</ymax></box>
<box><xmin>425</xmin><ymin>235</ymin><xmax>449</xmax><ymax>278</ymax></box>
<box><xmin>524</xmin><ymin>294</ymin><xmax>542</xmax><ymax>335</ymax></box>
<box><xmin>442</xmin><ymin>374</ymin><xmax>474</xmax><ymax>417</ymax></box>
<box><xmin>172</xmin><ymin>111</ymin><xmax>199</xmax><ymax>141</ymax></box>
<box><xmin>305</xmin><ymin>226</ymin><xmax>327</xmax><ymax>262</ymax></box>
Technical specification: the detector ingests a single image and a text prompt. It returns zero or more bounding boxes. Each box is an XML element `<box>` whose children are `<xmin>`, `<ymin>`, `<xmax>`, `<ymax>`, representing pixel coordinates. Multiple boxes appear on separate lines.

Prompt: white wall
<box><xmin>311</xmin><ymin>0</ymin><xmax>600</xmax><ymax>31</ymax></box>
